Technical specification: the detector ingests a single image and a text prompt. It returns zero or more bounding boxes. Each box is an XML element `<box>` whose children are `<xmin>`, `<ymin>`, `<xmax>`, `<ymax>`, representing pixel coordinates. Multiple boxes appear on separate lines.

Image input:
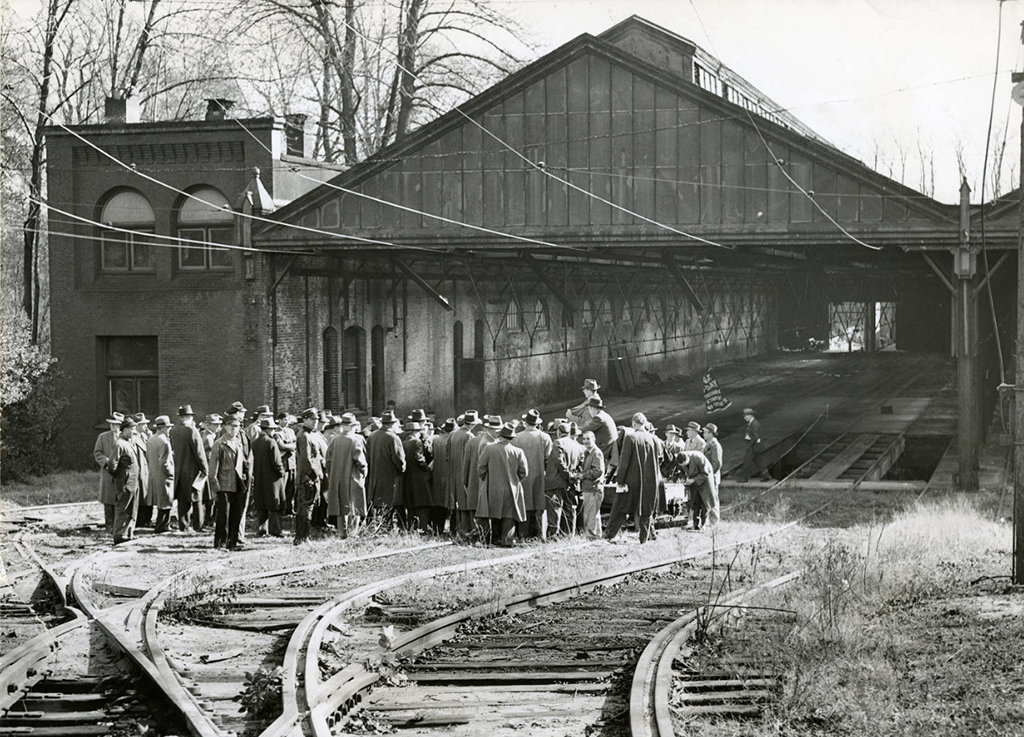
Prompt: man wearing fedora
<box><xmin>325</xmin><ymin>413</ymin><xmax>368</xmax><ymax>537</ymax></box>
<box><xmin>252</xmin><ymin>417</ymin><xmax>287</xmax><ymax>538</ymax></box>
<box><xmin>294</xmin><ymin>408</ymin><xmax>327</xmax><ymax>544</ymax></box>
<box><xmin>582</xmin><ymin>397</ymin><xmax>616</xmax><ymax>464</ymax></box>
<box><xmin>148</xmin><ymin>416</ymin><xmax>176</xmax><ymax>533</ymax></box>
<box><xmin>246</xmin><ymin>405</ymin><xmax>273</xmax><ymax>442</ymax></box>
<box><xmin>544</xmin><ymin>421</ymin><xmax>584</xmax><ymax>537</ymax></box>
<box><xmin>476</xmin><ymin>422</ymin><xmax>528</xmax><ymax>547</ymax></box>
<box><xmin>683</xmin><ymin>422</ymin><xmax>706</xmax><ymax>453</ymax></box>
<box><xmin>94</xmin><ymin>411</ymin><xmax>124</xmax><ymax>533</ymax></box>
<box><xmin>132</xmin><ymin>413</ymin><xmax>152</xmax><ymax>528</ymax></box>
<box><xmin>678</xmin><ymin>450</ymin><xmax>717</xmax><ymax>530</ymax></box>
<box><xmin>170</xmin><ymin>404</ymin><xmax>209</xmax><ymax>532</ymax></box>
<box><xmin>605</xmin><ymin>413</ymin><xmax>662</xmax><ymax>544</ymax></box>
<box><xmin>209</xmin><ymin>416</ymin><xmax>252</xmax><ymax>549</ymax></box>
<box><xmin>429</xmin><ymin>419</ymin><xmax>456</xmax><ymax>535</ymax></box>
<box><xmin>512</xmin><ymin>409</ymin><xmax>552</xmax><ymax>540</ymax></box>
<box><xmin>567</xmin><ymin>379</ymin><xmax>602</xmax><ymax>426</ymax></box>
<box><xmin>366</xmin><ymin>409</ymin><xmax>406</xmax><ymax>525</ymax></box>
<box><xmin>448</xmin><ymin>411</ymin><xmax>480</xmax><ymax>538</ymax></box>
<box><xmin>106</xmin><ymin>416</ymin><xmax>141</xmax><ymax>544</ymax></box>
<box><xmin>222</xmin><ymin>402</ymin><xmax>253</xmax><ymax>543</ymax></box>
<box><xmin>275</xmin><ymin>412</ymin><xmax>298</xmax><ymax>517</ymax></box>
<box><xmin>402</xmin><ymin>418</ymin><xmax>433</xmax><ymax>533</ymax></box>
<box><xmin>464</xmin><ymin>414</ymin><xmax>501</xmax><ymax>538</ymax></box>
<box><xmin>738</xmin><ymin>407</ymin><xmax>769</xmax><ymax>482</ymax></box>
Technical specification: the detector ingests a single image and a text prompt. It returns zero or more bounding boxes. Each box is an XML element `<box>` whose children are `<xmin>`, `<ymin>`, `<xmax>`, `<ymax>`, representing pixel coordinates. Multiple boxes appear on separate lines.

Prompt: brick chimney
<box><xmin>205</xmin><ymin>99</ymin><xmax>235</xmax><ymax>121</ymax></box>
<box><xmin>284</xmin><ymin>114</ymin><xmax>308</xmax><ymax>157</ymax></box>
<box><xmin>104</xmin><ymin>95</ymin><xmax>140</xmax><ymax>124</ymax></box>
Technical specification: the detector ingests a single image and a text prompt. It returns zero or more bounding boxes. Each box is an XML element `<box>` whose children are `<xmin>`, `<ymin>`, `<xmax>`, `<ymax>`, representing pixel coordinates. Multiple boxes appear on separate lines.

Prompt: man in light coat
<box><xmin>477</xmin><ymin>422</ymin><xmax>528</xmax><ymax>547</ymax></box>
<box><xmin>325</xmin><ymin>413</ymin><xmax>368</xmax><ymax>537</ymax></box>
<box><xmin>132</xmin><ymin>413</ymin><xmax>152</xmax><ymax>528</ymax></box>
<box><xmin>605</xmin><ymin>413</ymin><xmax>662</xmax><ymax>544</ymax></box>
<box><xmin>578</xmin><ymin>430</ymin><xmax>606</xmax><ymax>537</ymax></box>
<box><xmin>93</xmin><ymin>412</ymin><xmax>123</xmax><ymax>533</ymax></box>
<box><xmin>147</xmin><ymin>416</ymin><xmax>175</xmax><ymax>533</ymax></box>
<box><xmin>512</xmin><ymin>409</ymin><xmax>552</xmax><ymax>540</ymax></box>
<box><xmin>106</xmin><ymin>417</ymin><xmax>140</xmax><ymax>545</ymax></box>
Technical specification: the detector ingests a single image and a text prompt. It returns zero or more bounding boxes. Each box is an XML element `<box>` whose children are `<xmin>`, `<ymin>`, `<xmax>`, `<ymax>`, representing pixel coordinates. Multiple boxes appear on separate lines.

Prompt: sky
<box><xmin>8</xmin><ymin>0</ymin><xmax>1022</xmax><ymax>204</ymax></box>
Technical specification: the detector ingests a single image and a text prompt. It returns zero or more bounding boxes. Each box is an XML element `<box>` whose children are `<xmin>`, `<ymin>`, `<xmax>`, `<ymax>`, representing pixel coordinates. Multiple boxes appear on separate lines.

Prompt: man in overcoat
<box><xmin>739</xmin><ymin>407</ymin><xmax>768</xmax><ymax>481</ymax></box>
<box><xmin>106</xmin><ymin>417</ymin><xmax>140</xmax><ymax>545</ymax></box>
<box><xmin>678</xmin><ymin>450</ymin><xmax>717</xmax><ymax>529</ymax></box>
<box><xmin>464</xmin><ymin>415</ymin><xmax>500</xmax><ymax>536</ymax></box>
<box><xmin>93</xmin><ymin>411</ymin><xmax>123</xmax><ymax>533</ymax></box>
<box><xmin>605</xmin><ymin>413</ymin><xmax>662</xmax><ymax>543</ymax></box>
<box><xmin>512</xmin><ymin>409</ymin><xmax>552</xmax><ymax>540</ymax></box>
<box><xmin>169</xmin><ymin>404</ymin><xmax>209</xmax><ymax>531</ymax></box>
<box><xmin>252</xmin><ymin>417</ymin><xmax>287</xmax><ymax>537</ymax></box>
<box><xmin>567</xmin><ymin>378</ymin><xmax>602</xmax><ymax>426</ymax></box>
<box><xmin>325</xmin><ymin>413</ymin><xmax>368</xmax><ymax>537</ymax></box>
<box><xmin>132</xmin><ymin>413</ymin><xmax>152</xmax><ymax>528</ymax></box>
<box><xmin>428</xmin><ymin>419</ymin><xmax>455</xmax><ymax>535</ymax></box>
<box><xmin>147</xmin><ymin>415</ymin><xmax>175</xmax><ymax>533</ymax></box>
<box><xmin>448</xmin><ymin>411</ymin><xmax>479</xmax><ymax>538</ymax></box>
<box><xmin>366</xmin><ymin>410</ymin><xmax>406</xmax><ymax>525</ymax></box>
<box><xmin>582</xmin><ymin>397</ymin><xmax>617</xmax><ymax>464</ymax></box>
<box><xmin>401</xmin><ymin>420</ymin><xmax>433</xmax><ymax>532</ymax></box>
<box><xmin>544</xmin><ymin>421</ymin><xmax>584</xmax><ymax>537</ymax></box>
<box><xmin>209</xmin><ymin>417</ymin><xmax>252</xmax><ymax>550</ymax></box>
<box><xmin>477</xmin><ymin>422</ymin><xmax>528</xmax><ymax>547</ymax></box>
<box><xmin>294</xmin><ymin>408</ymin><xmax>326</xmax><ymax>544</ymax></box>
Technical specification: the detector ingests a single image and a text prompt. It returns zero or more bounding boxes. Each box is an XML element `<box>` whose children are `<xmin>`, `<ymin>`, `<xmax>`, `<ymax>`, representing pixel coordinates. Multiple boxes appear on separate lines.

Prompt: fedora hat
<box><xmin>120</xmin><ymin>417</ymin><xmax>138</xmax><ymax>430</ymax></box>
<box><xmin>463</xmin><ymin>410</ymin><xmax>481</xmax><ymax>424</ymax></box>
<box><xmin>483</xmin><ymin>414</ymin><xmax>502</xmax><ymax>429</ymax></box>
<box><xmin>742</xmin><ymin>407</ymin><xmax>755</xmax><ymax>415</ymax></box>
<box><xmin>340</xmin><ymin>412</ymin><xmax>358</xmax><ymax>426</ymax></box>
<box><xmin>256</xmin><ymin>404</ymin><xmax>272</xmax><ymax>416</ymax></box>
<box><xmin>665</xmin><ymin>425</ymin><xmax>682</xmax><ymax>436</ymax></box>
<box><xmin>177</xmin><ymin>404</ymin><xmax>195</xmax><ymax>417</ymax></box>
<box><xmin>106</xmin><ymin>411</ymin><xmax>125</xmax><ymax>425</ymax></box>
<box><xmin>686</xmin><ymin>421</ymin><xmax>702</xmax><ymax>432</ymax></box>
<box><xmin>380</xmin><ymin>409</ymin><xmax>399</xmax><ymax>425</ymax></box>
<box><xmin>704</xmin><ymin>423</ymin><xmax>718</xmax><ymax>436</ymax></box>
<box><xmin>407</xmin><ymin>408</ymin><xmax>427</xmax><ymax>423</ymax></box>
<box><xmin>587</xmin><ymin>396</ymin><xmax>604</xmax><ymax>408</ymax></box>
<box><xmin>204</xmin><ymin>413</ymin><xmax>223</xmax><ymax>425</ymax></box>
<box><xmin>441</xmin><ymin>418</ymin><xmax>456</xmax><ymax>433</ymax></box>
<box><xmin>259</xmin><ymin>417</ymin><xmax>278</xmax><ymax>430</ymax></box>
<box><xmin>522</xmin><ymin>408</ymin><xmax>543</xmax><ymax>426</ymax></box>
<box><xmin>133</xmin><ymin>412</ymin><xmax>149</xmax><ymax>425</ymax></box>
<box><xmin>153</xmin><ymin>415</ymin><xmax>172</xmax><ymax>428</ymax></box>
<box><xmin>404</xmin><ymin>420</ymin><xmax>423</xmax><ymax>432</ymax></box>
<box><xmin>582</xmin><ymin>378</ymin><xmax>600</xmax><ymax>391</ymax></box>
<box><xmin>499</xmin><ymin>422</ymin><xmax>517</xmax><ymax>440</ymax></box>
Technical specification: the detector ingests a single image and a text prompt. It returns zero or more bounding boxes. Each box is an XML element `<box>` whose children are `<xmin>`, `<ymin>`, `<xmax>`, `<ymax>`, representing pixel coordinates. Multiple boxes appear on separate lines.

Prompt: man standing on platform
<box><xmin>476</xmin><ymin>422</ymin><xmax>528</xmax><ymax>547</ymax></box>
<box><xmin>583</xmin><ymin>397</ymin><xmax>616</xmax><ymax>464</ymax></box>
<box><xmin>252</xmin><ymin>417</ymin><xmax>287</xmax><ymax>538</ymax></box>
<box><xmin>512</xmin><ymin>409</ymin><xmax>552</xmax><ymax>540</ymax></box>
<box><xmin>170</xmin><ymin>404</ymin><xmax>209</xmax><ymax>531</ymax></box>
<box><xmin>93</xmin><ymin>412</ymin><xmax>123</xmax><ymax>533</ymax></box>
<box><xmin>738</xmin><ymin>408</ymin><xmax>769</xmax><ymax>482</ymax></box>
<box><xmin>567</xmin><ymin>379</ymin><xmax>602</xmax><ymax>427</ymax></box>
<box><xmin>106</xmin><ymin>417</ymin><xmax>140</xmax><ymax>545</ymax></box>
<box><xmin>605</xmin><ymin>413</ymin><xmax>662</xmax><ymax>544</ymax></box>
<box><xmin>148</xmin><ymin>415</ymin><xmax>175</xmax><ymax>533</ymax></box>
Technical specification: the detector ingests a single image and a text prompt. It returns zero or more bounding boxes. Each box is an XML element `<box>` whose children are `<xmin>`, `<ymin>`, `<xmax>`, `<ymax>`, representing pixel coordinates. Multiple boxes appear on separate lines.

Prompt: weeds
<box><xmin>160</xmin><ymin>574</ymin><xmax>243</xmax><ymax>624</ymax></box>
<box><xmin>235</xmin><ymin>666</ymin><xmax>282</xmax><ymax>720</ymax></box>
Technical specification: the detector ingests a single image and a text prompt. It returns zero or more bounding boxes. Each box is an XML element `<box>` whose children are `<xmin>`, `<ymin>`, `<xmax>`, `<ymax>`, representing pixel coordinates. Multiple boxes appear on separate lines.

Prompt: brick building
<box><xmin>50</xmin><ymin>17</ymin><xmax>1003</xmax><ymax>467</ymax></box>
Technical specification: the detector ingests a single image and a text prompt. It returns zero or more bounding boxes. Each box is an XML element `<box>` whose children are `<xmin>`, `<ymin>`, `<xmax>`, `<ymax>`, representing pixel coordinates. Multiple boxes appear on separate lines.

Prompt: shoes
<box><xmin>735</xmin><ymin>478</ymin><xmax>748</xmax><ymax>484</ymax></box>
<box><xmin>112</xmin><ymin>537</ymin><xmax>127</xmax><ymax>546</ymax></box>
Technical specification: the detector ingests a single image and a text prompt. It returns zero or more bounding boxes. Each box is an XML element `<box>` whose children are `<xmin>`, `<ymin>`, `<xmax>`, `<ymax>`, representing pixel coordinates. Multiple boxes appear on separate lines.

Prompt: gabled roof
<box><xmin>258</xmin><ymin>16</ymin><xmax>953</xmax><ymax>238</ymax></box>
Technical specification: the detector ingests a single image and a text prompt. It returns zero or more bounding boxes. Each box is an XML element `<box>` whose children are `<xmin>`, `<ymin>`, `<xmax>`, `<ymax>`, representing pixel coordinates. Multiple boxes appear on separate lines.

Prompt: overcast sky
<box><xmin>513</xmin><ymin>0</ymin><xmax>1024</xmax><ymax>204</ymax></box>
<box><xmin>10</xmin><ymin>0</ymin><xmax>1021</xmax><ymax>204</ymax></box>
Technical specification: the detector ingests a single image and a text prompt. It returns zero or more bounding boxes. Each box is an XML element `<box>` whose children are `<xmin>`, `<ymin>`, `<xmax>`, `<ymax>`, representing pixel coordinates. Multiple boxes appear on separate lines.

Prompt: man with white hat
<box><xmin>93</xmin><ymin>411</ymin><xmax>124</xmax><ymax>533</ymax></box>
<box><xmin>683</xmin><ymin>422</ymin><xmax>706</xmax><ymax>453</ymax></box>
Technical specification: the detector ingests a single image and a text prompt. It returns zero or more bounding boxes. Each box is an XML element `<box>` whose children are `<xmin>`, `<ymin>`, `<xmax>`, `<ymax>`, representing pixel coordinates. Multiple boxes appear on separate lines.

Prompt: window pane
<box><xmin>178</xmin><ymin>237</ymin><xmax>207</xmax><ymax>269</ymax></box>
<box><xmin>131</xmin><ymin>234</ymin><xmax>154</xmax><ymax>271</ymax></box>
<box><xmin>106</xmin><ymin>336</ymin><xmax>158</xmax><ymax>372</ymax></box>
<box><xmin>208</xmin><ymin>227</ymin><xmax>234</xmax><ymax>268</ymax></box>
<box><xmin>110</xmin><ymin>378</ymin><xmax>138</xmax><ymax>415</ymax></box>
<box><xmin>101</xmin><ymin>235</ymin><xmax>129</xmax><ymax>270</ymax></box>
<box><xmin>178</xmin><ymin>187</ymin><xmax>232</xmax><ymax>224</ymax></box>
<box><xmin>138</xmin><ymin>377</ymin><xmax>160</xmax><ymax>417</ymax></box>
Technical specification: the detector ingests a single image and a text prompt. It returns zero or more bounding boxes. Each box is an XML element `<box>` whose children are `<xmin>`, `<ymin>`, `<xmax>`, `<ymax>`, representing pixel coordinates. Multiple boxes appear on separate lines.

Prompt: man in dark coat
<box><xmin>106</xmin><ymin>417</ymin><xmax>140</xmax><ymax>545</ymax></box>
<box><xmin>605</xmin><ymin>413</ymin><xmax>662</xmax><ymax>543</ymax></box>
<box><xmin>679</xmin><ymin>450</ymin><xmax>717</xmax><ymax>530</ymax></box>
<box><xmin>477</xmin><ymin>422</ymin><xmax>528</xmax><ymax>547</ymax></box>
<box><xmin>132</xmin><ymin>413</ymin><xmax>152</xmax><ymax>528</ymax></box>
<box><xmin>544</xmin><ymin>421</ymin><xmax>584</xmax><ymax>537</ymax></box>
<box><xmin>583</xmin><ymin>397</ymin><xmax>617</xmax><ymax>464</ymax></box>
<box><xmin>448</xmin><ymin>411</ymin><xmax>479</xmax><ymax>538</ymax></box>
<box><xmin>147</xmin><ymin>415</ymin><xmax>175</xmax><ymax>533</ymax></box>
<box><xmin>366</xmin><ymin>410</ymin><xmax>406</xmax><ymax>523</ymax></box>
<box><xmin>169</xmin><ymin>404</ymin><xmax>209</xmax><ymax>531</ymax></box>
<box><xmin>401</xmin><ymin>420</ymin><xmax>433</xmax><ymax>532</ymax></box>
<box><xmin>464</xmin><ymin>415</ymin><xmax>500</xmax><ymax>537</ymax></box>
<box><xmin>512</xmin><ymin>409</ymin><xmax>552</xmax><ymax>540</ymax></box>
<box><xmin>738</xmin><ymin>407</ymin><xmax>768</xmax><ymax>481</ymax></box>
<box><xmin>428</xmin><ymin>419</ymin><xmax>455</xmax><ymax>535</ymax></box>
<box><xmin>294</xmin><ymin>407</ymin><xmax>326</xmax><ymax>544</ymax></box>
<box><xmin>252</xmin><ymin>417</ymin><xmax>287</xmax><ymax>537</ymax></box>
<box><xmin>93</xmin><ymin>411</ymin><xmax>123</xmax><ymax>533</ymax></box>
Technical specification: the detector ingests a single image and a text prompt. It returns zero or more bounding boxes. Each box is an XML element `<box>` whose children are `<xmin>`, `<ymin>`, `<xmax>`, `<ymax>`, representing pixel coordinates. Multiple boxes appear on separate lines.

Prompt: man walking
<box><xmin>739</xmin><ymin>407</ymin><xmax>769</xmax><ymax>482</ymax></box>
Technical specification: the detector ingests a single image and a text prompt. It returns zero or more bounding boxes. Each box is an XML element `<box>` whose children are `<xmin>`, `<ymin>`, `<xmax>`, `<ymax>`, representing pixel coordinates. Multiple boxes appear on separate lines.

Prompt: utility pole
<box><xmin>1012</xmin><ymin>25</ymin><xmax>1024</xmax><ymax>583</ymax></box>
<box><xmin>955</xmin><ymin>180</ymin><xmax>979</xmax><ymax>491</ymax></box>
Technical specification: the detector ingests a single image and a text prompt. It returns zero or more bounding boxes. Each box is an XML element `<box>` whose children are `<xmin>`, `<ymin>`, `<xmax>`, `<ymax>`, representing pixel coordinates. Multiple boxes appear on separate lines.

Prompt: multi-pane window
<box><xmin>177</xmin><ymin>187</ymin><xmax>234</xmax><ymax>270</ymax></box>
<box><xmin>99</xmin><ymin>190</ymin><xmax>155</xmax><ymax>272</ymax></box>
<box><xmin>103</xmin><ymin>336</ymin><xmax>159</xmax><ymax>418</ymax></box>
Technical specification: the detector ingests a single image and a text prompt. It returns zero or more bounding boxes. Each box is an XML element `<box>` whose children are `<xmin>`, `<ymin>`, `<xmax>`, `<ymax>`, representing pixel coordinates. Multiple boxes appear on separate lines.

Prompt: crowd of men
<box><xmin>93</xmin><ymin>380</ymin><xmax>758</xmax><ymax>549</ymax></box>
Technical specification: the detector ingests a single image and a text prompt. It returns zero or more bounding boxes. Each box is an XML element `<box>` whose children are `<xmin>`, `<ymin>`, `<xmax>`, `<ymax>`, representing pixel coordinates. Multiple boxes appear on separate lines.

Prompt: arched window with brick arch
<box><xmin>175</xmin><ymin>186</ymin><xmax>234</xmax><ymax>271</ymax></box>
<box><xmin>97</xmin><ymin>189</ymin><xmax>155</xmax><ymax>272</ymax></box>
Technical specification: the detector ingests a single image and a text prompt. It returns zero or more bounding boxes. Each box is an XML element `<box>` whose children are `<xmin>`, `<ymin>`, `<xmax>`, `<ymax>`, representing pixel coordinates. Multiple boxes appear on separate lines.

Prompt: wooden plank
<box><xmin>672</xmin><ymin>703</ymin><xmax>762</xmax><ymax>716</ymax></box>
<box><xmin>407</xmin><ymin>670</ymin><xmax>613</xmax><ymax>684</ymax></box>
<box><xmin>676</xmin><ymin>688</ymin><xmax>775</xmax><ymax>703</ymax></box>
<box><xmin>809</xmin><ymin>434</ymin><xmax>878</xmax><ymax>480</ymax></box>
<box><xmin>676</xmin><ymin>678</ymin><xmax>780</xmax><ymax>689</ymax></box>
<box><xmin>408</xmin><ymin>659</ymin><xmax>617</xmax><ymax>670</ymax></box>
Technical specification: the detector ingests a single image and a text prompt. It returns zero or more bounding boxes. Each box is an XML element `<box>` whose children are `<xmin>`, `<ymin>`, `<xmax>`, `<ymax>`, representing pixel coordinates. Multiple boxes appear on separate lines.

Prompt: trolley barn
<box><xmin>47</xmin><ymin>16</ymin><xmax>1016</xmax><ymax>478</ymax></box>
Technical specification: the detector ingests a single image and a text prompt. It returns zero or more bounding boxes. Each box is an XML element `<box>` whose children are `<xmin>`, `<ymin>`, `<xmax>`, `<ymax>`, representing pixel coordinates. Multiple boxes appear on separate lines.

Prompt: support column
<box><xmin>864</xmin><ymin>302</ymin><xmax>876</xmax><ymax>352</ymax></box>
<box><xmin>955</xmin><ymin>179</ymin><xmax>979</xmax><ymax>491</ymax></box>
<box><xmin>1014</xmin><ymin>70</ymin><xmax>1024</xmax><ymax>584</ymax></box>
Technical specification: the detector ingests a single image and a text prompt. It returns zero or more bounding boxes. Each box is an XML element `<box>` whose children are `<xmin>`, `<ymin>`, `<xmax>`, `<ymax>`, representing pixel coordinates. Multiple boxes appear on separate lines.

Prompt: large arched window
<box><xmin>99</xmin><ymin>190</ymin><xmax>155</xmax><ymax>272</ymax></box>
<box><xmin>176</xmin><ymin>187</ymin><xmax>234</xmax><ymax>270</ymax></box>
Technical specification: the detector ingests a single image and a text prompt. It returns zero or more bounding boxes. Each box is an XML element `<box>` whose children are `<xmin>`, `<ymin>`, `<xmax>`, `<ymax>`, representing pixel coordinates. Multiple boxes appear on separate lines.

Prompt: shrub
<box><xmin>1</xmin><ymin>317</ymin><xmax>67</xmax><ymax>482</ymax></box>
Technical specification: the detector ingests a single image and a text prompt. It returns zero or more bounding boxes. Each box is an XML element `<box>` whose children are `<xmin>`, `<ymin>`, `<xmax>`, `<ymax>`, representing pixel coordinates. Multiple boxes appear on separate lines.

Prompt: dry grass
<box><xmin>2</xmin><ymin>470</ymin><xmax>97</xmax><ymax>509</ymax></box>
<box><xmin>685</xmin><ymin>495</ymin><xmax>1018</xmax><ymax>736</ymax></box>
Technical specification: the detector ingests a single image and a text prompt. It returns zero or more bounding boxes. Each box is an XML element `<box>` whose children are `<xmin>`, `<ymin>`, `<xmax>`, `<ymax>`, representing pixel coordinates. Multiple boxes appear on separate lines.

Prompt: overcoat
<box><xmin>616</xmin><ymin>429</ymin><xmax>662</xmax><ymax>520</ymax></box>
<box><xmin>93</xmin><ymin>430</ymin><xmax>117</xmax><ymax>505</ymax></box>
<box><xmin>511</xmin><ymin>428</ymin><xmax>551</xmax><ymax>510</ymax></box>
<box><xmin>462</xmin><ymin>431</ymin><xmax>494</xmax><ymax>512</ymax></box>
<box><xmin>679</xmin><ymin>450</ymin><xmax>714</xmax><ymax>498</ymax></box>
<box><xmin>133</xmin><ymin>433</ymin><xmax>150</xmax><ymax>506</ymax></box>
<box><xmin>447</xmin><ymin>426</ymin><xmax>474</xmax><ymax>510</ymax></box>
<box><xmin>583</xmin><ymin>410</ymin><xmax>617</xmax><ymax>461</ymax></box>
<box><xmin>107</xmin><ymin>436</ymin><xmax>140</xmax><ymax>495</ymax></box>
<box><xmin>252</xmin><ymin>433</ymin><xmax>286</xmax><ymax>511</ymax></box>
<box><xmin>209</xmin><ymin>435</ymin><xmax>251</xmax><ymax>494</ymax></box>
<box><xmin>544</xmin><ymin>436</ymin><xmax>584</xmax><ymax>492</ymax></box>
<box><xmin>169</xmin><ymin>423</ymin><xmax>209</xmax><ymax>503</ymax></box>
<box><xmin>325</xmin><ymin>432</ymin><xmax>367</xmax><ymax>517</ymax></box>
<box><xmin>366</xmin><ymin>428</ymin><xmax>406</xmax><ymax>508</ymax></box>
<box><xmin>476</xmin><ymin>438</ymin><xmax>528</xmax><ymax>521</ymax></box>
<box><xmin>147</xmin><ymin>433</ymin><xmax>175</xmax><ymax>509</ymax></box>
<box><xmin>429</xmin><ymin>432</ymin><xmax>451</xmax><ymax>508</ymax></box>
<box><xmin>402</xmin><ymin>435</ymin><xmax>433</xmax><ymax>508</ymax></box>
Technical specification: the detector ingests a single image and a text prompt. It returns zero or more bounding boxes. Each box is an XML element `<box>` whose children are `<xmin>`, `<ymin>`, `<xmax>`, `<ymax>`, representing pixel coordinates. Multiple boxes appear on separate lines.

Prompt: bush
<box><xmin>1</xmin><ymin>316</ymin><xmax>67</xmax><ymax>482</ymax></box>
